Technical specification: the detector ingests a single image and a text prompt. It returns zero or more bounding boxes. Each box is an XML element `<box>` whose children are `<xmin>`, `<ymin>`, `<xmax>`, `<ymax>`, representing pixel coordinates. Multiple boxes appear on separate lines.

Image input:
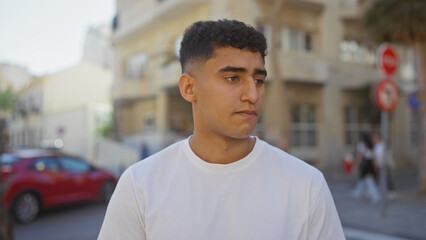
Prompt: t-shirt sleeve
<box><xmin>98</xmin><ymin>168</ymin><xmax>146</xmax><ymax>240</ymax></box>
<box><xmin>308</xmin><ymin>175</ymin><xmax>345</xmax><ymax>240</ymax></box>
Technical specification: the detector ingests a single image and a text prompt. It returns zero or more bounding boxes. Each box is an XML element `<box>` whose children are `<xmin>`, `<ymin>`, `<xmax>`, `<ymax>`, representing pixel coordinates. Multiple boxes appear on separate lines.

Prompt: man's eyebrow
<box><xmin>217</xmin><ymin>66</ymin><xmax>247</xmax><ymax>74</ymax></box>
<box><xmin>217</xmin><ymin>66</ymin><xmax>267</xmax><ymax>77</ymax></box>
<box><xmin>254</xmin><ymin>69</ymin><xmax>267</xmax><ymax>77</ymax></box>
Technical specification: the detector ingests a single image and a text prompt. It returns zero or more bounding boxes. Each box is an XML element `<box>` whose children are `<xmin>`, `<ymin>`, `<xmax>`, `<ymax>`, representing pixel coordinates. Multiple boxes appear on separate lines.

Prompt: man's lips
<box><xmin>235</xmin><ymin>110</ymin><xmax>258</xmax><ymax>117</ymax></box>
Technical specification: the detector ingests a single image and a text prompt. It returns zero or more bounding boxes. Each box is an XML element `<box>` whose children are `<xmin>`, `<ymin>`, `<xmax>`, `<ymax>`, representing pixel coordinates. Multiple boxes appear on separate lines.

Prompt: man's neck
<box><xmin>189</xmin><ymin>133</ymin><xmax>256</xmax><ymax>164</ymax></box>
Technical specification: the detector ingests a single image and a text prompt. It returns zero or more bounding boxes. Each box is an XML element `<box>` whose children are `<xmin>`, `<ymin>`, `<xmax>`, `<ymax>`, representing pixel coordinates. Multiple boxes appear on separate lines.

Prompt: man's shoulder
<box><xmin>128</xmin><ymin>139</ymin><xmax>186</xmax><ymax>173</ymax></box>
<box><xmin>257</xmin><ymin>140</ymin><xmax>324</xmax><ymax>183</ymax></box>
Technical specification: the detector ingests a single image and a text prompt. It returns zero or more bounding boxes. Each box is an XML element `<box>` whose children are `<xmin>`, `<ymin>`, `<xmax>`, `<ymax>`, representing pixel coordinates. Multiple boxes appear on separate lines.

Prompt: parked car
<box><xmin>0</xmin><ymin>149</ymin><xmax>118</xmax><ymax>223</ymax></box>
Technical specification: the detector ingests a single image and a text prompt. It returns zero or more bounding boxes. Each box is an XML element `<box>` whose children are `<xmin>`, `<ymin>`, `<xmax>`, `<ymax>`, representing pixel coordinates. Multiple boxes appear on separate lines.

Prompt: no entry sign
<box><xmin>374</xmin><ymin>79</ymin><xmax>399</xmax><ymax>112</ymax></box>
<box><xmin>378</xmin><ymin>43</ymin><xmax>398</xmax><ymax>76</ymax></box>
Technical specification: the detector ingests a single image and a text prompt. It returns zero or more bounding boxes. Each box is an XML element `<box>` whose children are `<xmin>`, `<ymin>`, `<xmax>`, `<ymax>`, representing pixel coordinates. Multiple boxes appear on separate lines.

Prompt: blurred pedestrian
<box><xmin>373</xmin><ymin>132</ymin><xmax>396</xmax><ymax>197</ymax></box>
<box><xmin>351</xmin><ymin>133</ymin><xmax>381</xmax><ymax>203</ymax></box>
<box><xmin>99</xmin><ymin>19</ymin><xmax>344</xmax><ymax>240</ymax></box>
<box><xmin>139</xmin><ymin>142</ymin><xmax>150</xmax><ymax>160</ymax></box>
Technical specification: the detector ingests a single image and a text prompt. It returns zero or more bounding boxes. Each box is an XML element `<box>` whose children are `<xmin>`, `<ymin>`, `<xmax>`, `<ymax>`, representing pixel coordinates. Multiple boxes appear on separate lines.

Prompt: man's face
<box><xmin>191</xmin><ymin>47</ymin><xmax>266</xmax><ymax>140</ymax></box>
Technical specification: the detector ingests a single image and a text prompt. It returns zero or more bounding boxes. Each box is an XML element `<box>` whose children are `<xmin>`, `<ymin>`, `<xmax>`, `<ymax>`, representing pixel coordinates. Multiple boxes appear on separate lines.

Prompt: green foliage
<box><xmin>363</xmin><ymin>0</ymin><xmax>426</xmax><ymax>44</ymax></box>
<box><xmin>0</xmin><ymin>88</ymin><xmax>15</xmax><ymax>112</ymax></box>
<box><xmin>98</xmin><ymin>121</ymin><xmax>113</xmax><ymax>138</ymax></box>
<box><xmin>96</xmin><ymin>115</ymin><xmax>113</xmax><ymax>138</ymax></box>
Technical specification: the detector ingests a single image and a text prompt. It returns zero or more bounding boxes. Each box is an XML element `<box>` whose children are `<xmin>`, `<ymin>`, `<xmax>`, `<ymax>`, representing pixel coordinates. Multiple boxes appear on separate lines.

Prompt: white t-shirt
<box><xmin>374</xmin><ymin>141</ymin><xmax>385</xmax><ymax>166</ymax></box>
<box><xmin>98</xmin><ymin>137</ymin><xmax>345</xmax><ymax>240</ymax></box>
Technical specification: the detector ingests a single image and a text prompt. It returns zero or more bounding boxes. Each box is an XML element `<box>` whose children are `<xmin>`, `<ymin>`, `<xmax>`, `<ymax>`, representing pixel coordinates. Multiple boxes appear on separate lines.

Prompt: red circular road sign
<box><xmin>378</xmin><ymin>43</ymin><xmax>398</xmax><ymax>76</ymax></box>
<box><xmin>374</xmin><ymin>79</ymin><xmax>399</xmax><ymax>112</ymax></box>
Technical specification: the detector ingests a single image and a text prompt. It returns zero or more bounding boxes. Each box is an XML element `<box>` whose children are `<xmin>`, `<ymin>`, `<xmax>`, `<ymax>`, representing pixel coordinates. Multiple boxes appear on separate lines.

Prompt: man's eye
<box><xmin>225</xmin><ymin>76</ymin><xmax>238</xmax><ymax>82</ymax></box>
<box><xmin>254</xmin><ymin>79</ymin><xmax>265</xmax><ymax>85</ymax></box>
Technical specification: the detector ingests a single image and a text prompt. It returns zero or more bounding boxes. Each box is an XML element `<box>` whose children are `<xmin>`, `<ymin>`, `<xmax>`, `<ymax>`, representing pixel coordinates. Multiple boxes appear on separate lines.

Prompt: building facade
<box><xmin>111</xmin><ymin>0</ymin><xmax>419</xmax><ymax>170</ymax></box>
<box><xmin>83</xmin><ymin>24</ymin><xmax>115</xmax><ymax>70</ymax></box>
<box><xmin>0</xmin><ymin>64</ymin><xmax>32</xmax><ymax>93</ymax></box>
<box><xmin>9</xmin><ymin>61</ymin><xmax>113</xmax><ymax>161</ymax></box>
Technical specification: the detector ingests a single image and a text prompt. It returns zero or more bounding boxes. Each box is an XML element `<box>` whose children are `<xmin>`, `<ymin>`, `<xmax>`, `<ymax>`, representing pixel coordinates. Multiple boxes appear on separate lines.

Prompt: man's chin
<box><xmin>228</xmin><ymin>129</ymin><xmax>257</xmax><ymax>139</ymax></box>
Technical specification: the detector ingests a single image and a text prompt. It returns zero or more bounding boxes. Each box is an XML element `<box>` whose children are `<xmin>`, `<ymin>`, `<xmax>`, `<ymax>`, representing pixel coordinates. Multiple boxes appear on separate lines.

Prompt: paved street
<box><xmin>12</xmin><ymin>167</ymin><xmax>426</xmax><ymax>240</ymax></box>
<box><xmin>328</xmin><ymin>167</ymin><xmax>426</xmax><ymax>240</ymax></box>
<box><xmin>14</xmin><ymin>202</ymin><xmax>107</xmax><ymax>240</ymax></box>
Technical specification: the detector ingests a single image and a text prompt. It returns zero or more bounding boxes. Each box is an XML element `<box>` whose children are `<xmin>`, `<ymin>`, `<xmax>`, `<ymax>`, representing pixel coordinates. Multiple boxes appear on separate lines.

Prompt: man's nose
<box><xmin>240</xmin><ymin>79</ymin><xmax>259</xmax><ymax>103</ymax></box>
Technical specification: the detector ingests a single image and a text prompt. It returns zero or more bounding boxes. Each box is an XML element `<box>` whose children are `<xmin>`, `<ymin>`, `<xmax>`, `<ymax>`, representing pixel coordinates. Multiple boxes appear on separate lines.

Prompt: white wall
<box><xmin>44</xmin><ymin>107</ymin><xmax>90</xmax><ymax>158</ymax></box>
<box><xmin>44</xmin><ymin>61</ymin><xmax>113</xmax><ymax>114</ymax></box>
<box><xmin>95</xmin><ymin>138</ymin><xmax>139</xmax><ymax>176</ymax></box>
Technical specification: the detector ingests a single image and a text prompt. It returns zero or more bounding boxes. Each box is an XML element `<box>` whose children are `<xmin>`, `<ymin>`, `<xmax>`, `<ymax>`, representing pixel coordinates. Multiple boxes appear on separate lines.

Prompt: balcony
<box><xmin>114</xmin><ymin>0</ymin><xmax>208</xmax><ymax>43</ymax></box>
<box><xmin>158</xmin><ymin>61</ymin><xmax>181</xmax><ymax>89</ymax></box>
<box><xmin>112</xmin><ymin>79</ymin><xmax>155</xmax><ymax>101</ymax></box>
<box><xmin>332</xmin><ymin>60</ymin><xmax>379</xmax><ymax>89</ymax></box>
<box><xmin>286</xmin><ymin>0</ymin><xmax>325</xmax><ymax>13</ymax></box>
<box><xmin>269</xmin><ymin>53</ymin><xmax>329</xmax><ymax>84</ymax></box>
<box><xmin>339</xmin><ymin>0</ymin><xmax>372</xmax><ymax>21</ymax></box>
<box><xmin>260</xmin><ymin>0</ymin><xmax>325</xmax><ymax>13</ymax></box>
<box><xmin>267</xmin><ymin>51</ymin><xmax>378</xmax><ymax>87</ymax></box>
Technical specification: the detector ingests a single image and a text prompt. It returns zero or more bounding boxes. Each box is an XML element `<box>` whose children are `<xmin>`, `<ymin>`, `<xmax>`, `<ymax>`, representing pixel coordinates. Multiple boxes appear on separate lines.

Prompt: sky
<box><xmin>0</xmin><ymin>0</ymin><xmax>115</xmax><ymax>76</ymax></box>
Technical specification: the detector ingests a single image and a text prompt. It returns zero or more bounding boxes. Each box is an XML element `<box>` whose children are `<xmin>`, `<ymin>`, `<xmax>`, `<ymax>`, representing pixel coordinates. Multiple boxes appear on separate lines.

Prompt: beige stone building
<box><xmin>111</xmin><ymin>0</ymin><xmax>420</xmax><ymax>170</ymax></box>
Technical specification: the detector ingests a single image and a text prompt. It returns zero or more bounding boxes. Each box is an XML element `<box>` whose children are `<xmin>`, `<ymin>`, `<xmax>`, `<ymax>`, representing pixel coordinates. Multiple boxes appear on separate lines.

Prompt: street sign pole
<box><xmin>380</xmin><ymin>111</ymin><xmax>388</xmax><ymax>217</ymax></box>
<box><xmin>375</xmin><ymin>43</ymin><xmax>399</xmax><ymax>218</ymax></box>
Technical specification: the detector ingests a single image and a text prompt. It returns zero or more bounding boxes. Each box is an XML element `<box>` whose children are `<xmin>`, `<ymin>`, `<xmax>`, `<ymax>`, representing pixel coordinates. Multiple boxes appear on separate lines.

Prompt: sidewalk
<box><xmin>326</xmin><ymin>167</ymin><xmax>426</xmax><ymax>240</ymax></box>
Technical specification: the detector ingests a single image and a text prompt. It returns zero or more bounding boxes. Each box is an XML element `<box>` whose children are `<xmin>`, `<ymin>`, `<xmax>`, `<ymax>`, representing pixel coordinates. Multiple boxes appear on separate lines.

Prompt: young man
<box><xmin>98</xmin><ymin>19</ymin><xmax>345</xmax><ymax>240</ymax></box>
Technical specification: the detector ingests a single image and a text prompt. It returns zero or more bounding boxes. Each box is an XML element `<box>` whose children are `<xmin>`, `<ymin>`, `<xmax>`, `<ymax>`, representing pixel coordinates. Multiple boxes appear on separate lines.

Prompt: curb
<box><xmin>344</xmin><ymin>228</ymin><xmax>411</xmax><ymax>240</ymax></box>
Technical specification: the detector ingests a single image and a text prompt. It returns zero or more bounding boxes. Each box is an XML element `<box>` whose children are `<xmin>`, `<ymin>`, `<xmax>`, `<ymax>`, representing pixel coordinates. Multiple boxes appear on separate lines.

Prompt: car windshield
<box><xmin>0</xmin><ymin>153</ymin><xmax>18</xmax><ymax>165</ymax></box>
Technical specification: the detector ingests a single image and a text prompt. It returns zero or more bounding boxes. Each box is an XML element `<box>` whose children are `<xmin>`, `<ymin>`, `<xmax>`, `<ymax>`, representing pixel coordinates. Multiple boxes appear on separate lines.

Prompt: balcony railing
<box><xmin>267</xmin><ymin>52</ymin><xmax>378</xmax><ymax>87</ymax></box>
<box><xmin>339</xmin><ymin>0</ymin><xmax>372</xmax><ymax>20</ymax></box>
<box><xmin>269</xmin><ymin>53</ymin><xmax>329</xmax><ymax>84</ymax></box>
<box><xmin>112</xmin><ymin>78</ymin><xmax>155</xmax><ymax>101</ymax></box>
<box><xmin>159</xmin><ymin>61</ymin><xmax>181</xmax><ymax>88</ymax></box>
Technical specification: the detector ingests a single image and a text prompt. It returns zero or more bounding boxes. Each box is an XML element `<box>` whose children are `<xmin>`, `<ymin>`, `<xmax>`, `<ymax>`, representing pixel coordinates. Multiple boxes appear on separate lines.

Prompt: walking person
<box><xmin>98</xmin><ymin>19</ymin><xmax>344</xmax><ymax>240</ymax></box>
<box><xmin>373</xmin><ymin>132</ymin><xmax>396</xmax><ymax>197</ymax></box>
<box><xmin>351</xmin><ymin>133</ymin><xmax>381</xmax><ymax>203</ymax></box>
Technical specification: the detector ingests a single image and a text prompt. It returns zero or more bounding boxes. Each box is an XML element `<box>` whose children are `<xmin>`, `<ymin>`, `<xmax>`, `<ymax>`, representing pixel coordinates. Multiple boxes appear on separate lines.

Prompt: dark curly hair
<box><xmin>179</xmin><ymin>19</ymin><xmax>268</xmax><ymax>73</ymax></box>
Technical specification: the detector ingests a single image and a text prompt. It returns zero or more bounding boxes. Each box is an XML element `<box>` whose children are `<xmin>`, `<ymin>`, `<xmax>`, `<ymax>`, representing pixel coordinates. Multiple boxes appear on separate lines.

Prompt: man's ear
<box><xmin>179</xmin><ymin>73</ymin><xmax>197</xmax><ymax>103</ymax></box>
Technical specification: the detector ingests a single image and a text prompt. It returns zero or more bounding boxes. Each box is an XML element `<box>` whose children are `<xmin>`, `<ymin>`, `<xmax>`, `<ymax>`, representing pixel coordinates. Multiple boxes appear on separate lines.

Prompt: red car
<box><xmin>0</xmin><ymin>149</ymin><xmax>117</xmax><ymax>223</ymax></box>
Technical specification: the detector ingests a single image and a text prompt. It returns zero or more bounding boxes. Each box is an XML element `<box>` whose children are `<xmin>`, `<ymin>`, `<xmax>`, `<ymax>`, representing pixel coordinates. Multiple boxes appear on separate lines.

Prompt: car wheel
<box><xmin>99</xmin><ymin>181</ymin><xmax>115</xmax><ymax>203</ymax></box>
<box><xmin>13</xmin><ymin>193</ymin><xmax>40</xmax><ymax>224</ymax></box>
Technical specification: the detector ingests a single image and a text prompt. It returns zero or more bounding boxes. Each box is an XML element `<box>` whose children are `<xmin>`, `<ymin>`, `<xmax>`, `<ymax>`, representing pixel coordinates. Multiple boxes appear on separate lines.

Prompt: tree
<box><xmin>0</xmin><ymin>88</ymin><xmax>15</xmax><ymax>240</ymax></box>
<box><xmin>363</xmin><ymin>0</ymin><xmax>426</xmax><ymax>195</ymax></box>
<box><xmin>0</xmin><ymin>87</ymin><xmax>15</xmax><ymax>156</ymax></box>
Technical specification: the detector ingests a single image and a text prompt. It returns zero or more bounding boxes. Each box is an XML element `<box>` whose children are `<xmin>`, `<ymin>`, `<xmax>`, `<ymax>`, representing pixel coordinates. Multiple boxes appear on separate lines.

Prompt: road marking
<box><xmin>344</xmin><ymin>227</ymin><xmax>411</xmax><ymax>240</ymax></box>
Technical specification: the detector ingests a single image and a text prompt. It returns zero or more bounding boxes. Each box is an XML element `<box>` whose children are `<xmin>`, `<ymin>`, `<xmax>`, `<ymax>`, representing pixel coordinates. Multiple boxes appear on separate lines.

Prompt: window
<box><xmin>289</xmin><ymin>29</ymin><xmax>299</xmax><ymax>51</ymax></box>
<box><xmin>59</xmin><ymin>157</ymin><xmax>91</xmax><ymax>173</ymax></box>
<box><xmin>344</xmin><ymin>106</ymin><xmax>371</xmax><ymax>146</ymax></box>
<box><xmin>291</xmin><ymin>104</ymin><xmax>317</xmax><ymax>147</ymax></box>
<box><xmin>0</xmin><ymin>153</ymin><xmax>18</xmax><ymax>164</ymax></box>
<box><xmin>257</xmin><ymin>23</ymin><xmax>272</xmax><ymax>49</ymax></box>
<box><xmin>304</xmin><ymin>34</ymin><xmax>312</xmax><ymax>52</ymax></box>
<box><xmin>31</xmin><ymin>157</ymin><xmax>60</xmax><ymax>171</ymax></box>
<box><xmin>340</xmin><ymin>40</ymin><xmax>375</xmax><ymax>63</ymax></box>
<box><xmin>125</xmin><ymin>52</ymin><xmax>149</xmax><ymax>80</ymax></box>
<box><xmin>288</xmin><ymin>28</ymin><xmax>313</xmax><ymax>53</ymax></box>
